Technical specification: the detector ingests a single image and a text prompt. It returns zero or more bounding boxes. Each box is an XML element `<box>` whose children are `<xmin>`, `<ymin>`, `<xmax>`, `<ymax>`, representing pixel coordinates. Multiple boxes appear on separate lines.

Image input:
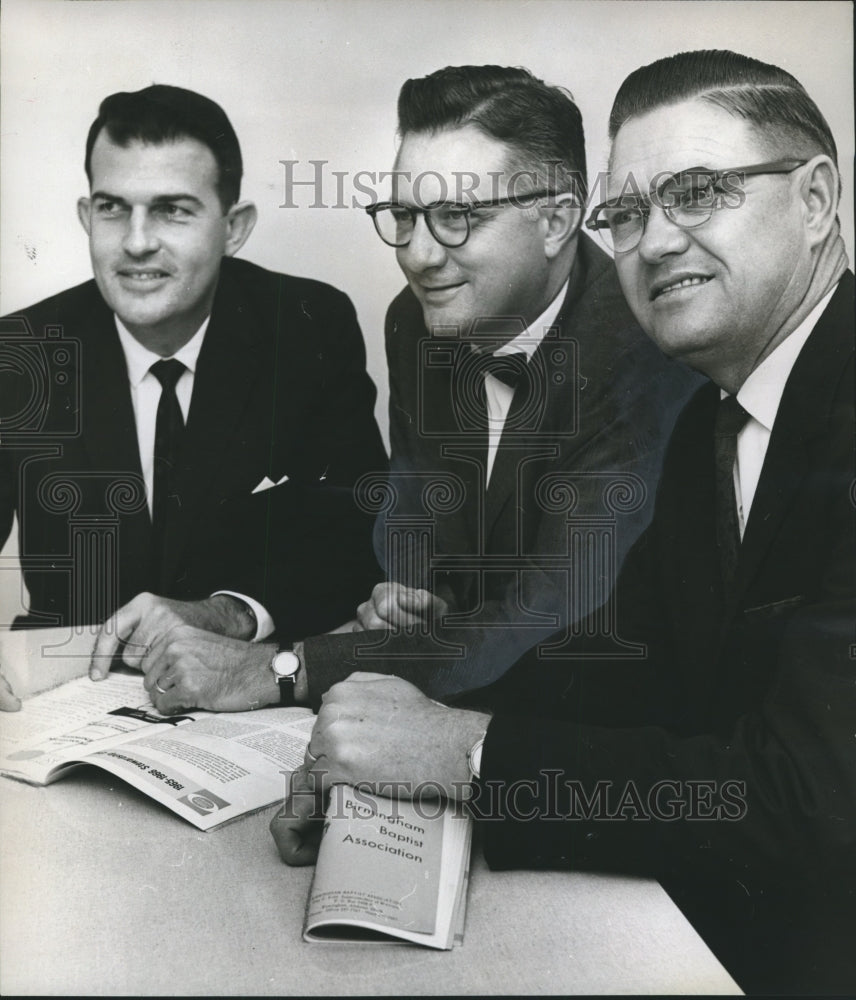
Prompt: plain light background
<box><xmin>1</xmin><ymin>0</ymin><xmax>853</xmax><ymax>619</ymax></box>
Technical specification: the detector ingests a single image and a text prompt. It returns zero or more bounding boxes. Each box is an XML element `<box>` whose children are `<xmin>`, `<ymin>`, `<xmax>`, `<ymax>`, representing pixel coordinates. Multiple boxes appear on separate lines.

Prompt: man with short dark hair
<box><xmin>118</xmin><ymin>65</ymin><xmax>698</xmax><ymax>715</ymax></box>
<box><xmin>0</xmin><ymin>84</ymin><xmax>386</xmax><ymax>708</ymax></box>
<box><xmin>272</xmin><ymin>52</ymin><xmax>855</xmax><ymax>994</ymax></box>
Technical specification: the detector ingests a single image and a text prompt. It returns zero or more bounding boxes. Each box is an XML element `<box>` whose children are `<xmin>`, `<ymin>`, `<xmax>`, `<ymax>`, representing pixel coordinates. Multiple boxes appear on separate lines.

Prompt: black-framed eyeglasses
<box><xmin>366</xmin><ymin>190</ymin><xmax>560</xmax><ymax>249</ymax></box>
<box><xmin>584</xmin><ymin>159</ymin><xmax>807</xmax><ymax>254</ymax></box>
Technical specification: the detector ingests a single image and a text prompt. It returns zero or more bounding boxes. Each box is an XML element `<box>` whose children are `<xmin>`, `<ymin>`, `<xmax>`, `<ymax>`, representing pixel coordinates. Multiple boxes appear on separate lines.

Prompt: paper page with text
<box><xmin>0</xmin><ymin>669</ymin><xmax>315</xmax><ymax>830</ymax></box>
<box><xmin>0</xmin><ymin>672</ymin><xmax>156</xmax><ymax>781</ymax></box>
<box><xmin>304</xmin><ymin>785</ymin><xmax>473</xmax><ymax>948</ymax></box>
<box><xmin>85</xmin><ymin>707</ymin><xmax>314</xmax><ymax>830</ymax></box>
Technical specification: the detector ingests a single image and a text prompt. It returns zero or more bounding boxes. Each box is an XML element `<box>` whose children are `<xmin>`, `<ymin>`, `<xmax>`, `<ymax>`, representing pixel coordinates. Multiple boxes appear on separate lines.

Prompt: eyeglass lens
<box><xmin>599</xmin><ymin>174</ymin><xmax>720</xmax><ymax>252</ymax></box>
<box><xmin>373</xmin><ymin>204</ymin><xmax>470</xmax><ymax>248</ymax></box>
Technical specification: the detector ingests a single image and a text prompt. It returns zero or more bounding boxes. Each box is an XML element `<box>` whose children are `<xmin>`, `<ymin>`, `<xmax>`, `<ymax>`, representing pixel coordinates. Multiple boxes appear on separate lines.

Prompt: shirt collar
<box><xmin>731</xmin><ymin>284</ymin><xmax>838</xmax><ymax>430</ymax></box>
<box><xmin>495</xmin><ymin>278</ymin><xmax>570</xmax><ymax>361</ymax></box>
<box><xmin>115</xmin><ymin>316</ymin><xmax>210</xmax><ymax>388</ymax></box>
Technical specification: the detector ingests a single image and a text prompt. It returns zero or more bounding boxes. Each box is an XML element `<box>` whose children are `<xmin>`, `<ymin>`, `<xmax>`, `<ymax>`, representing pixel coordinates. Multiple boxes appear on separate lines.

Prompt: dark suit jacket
<box><xmin>478</xmin><ymin>273</ymin><xmax>856</xmax><ymax>994</ymax></box>
<box><xmin>303</xmin><ymin>235</ymin><xmax>701</xmax><ymax>702</ymax></box>
<box><xmin>0</xmin><ymin>257</ymin><xmax>387</xmax><ymax>639</ymax></box>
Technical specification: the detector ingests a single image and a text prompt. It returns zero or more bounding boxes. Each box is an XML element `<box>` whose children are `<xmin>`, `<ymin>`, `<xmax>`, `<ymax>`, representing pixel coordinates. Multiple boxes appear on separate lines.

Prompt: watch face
<box><xmin>469</xmin><ymin>738</ymin><xmax>484</xmax><ymax>780</ymax></box>
<box><xmin>272</xmin><ymin>650</ymin><xmax>300</xmax><ymax>680</ymax></box>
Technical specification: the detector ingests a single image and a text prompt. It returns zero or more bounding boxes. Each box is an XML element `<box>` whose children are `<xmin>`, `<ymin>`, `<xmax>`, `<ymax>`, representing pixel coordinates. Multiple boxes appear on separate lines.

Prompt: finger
<box><xmin>120</xmin><ymin>637</ymin><xmax>153</xmax><ymax>672</ymax></box>
<box><xmin>345</xmin><ymin>671</ymin><xmax>395</xmax><ymax>683</ymax></box>
<box><xmin>386</xmin><ymin>588</ymin><xmax>433</xmax><ymax>627</ymax></box>
<box><xmin>398</xmin><ymin>587</ymin><xmax>431</xmax><ymax>610</ymax></box>
<box><xmin>399</xmin><ymin>588</ymin><xmax>447</xmax><ymax>623</ymax></box>
<box><xmin>133</xmin><ymin>619</ymin><xmax>185</xmax><ymax>678</ymax></box>
<box><xmin>269</xmin><ymin>807</ymin><xmax>322</xmax><ymax>866</ymax></box>
<box><xmin>150</xmin><ymin>682</ymin><xmax>190</xmax><ymax>716</ymax></box>
<box><xmin>142</xmin><ymin>667</ymin><xmax>173</xmax><ymax>696</ymax></box>
<box><xmin>270</xmin><ymin>765</ymin><xmax>329</xmax><ymax>865</ymax></box>
<box><xmin>90</xmin><ymin>601</ymin><xmax>143</xmax><ymax>679</ymax></box>
<box><xmin>0</xmin><ymin>674</ymin><xmax>21</xmax><ymax>712</ymax></box>
<box><xmin>355</xmin><ymin>600</ymin><xmax>381</xmax><ymax>631</ymax></box>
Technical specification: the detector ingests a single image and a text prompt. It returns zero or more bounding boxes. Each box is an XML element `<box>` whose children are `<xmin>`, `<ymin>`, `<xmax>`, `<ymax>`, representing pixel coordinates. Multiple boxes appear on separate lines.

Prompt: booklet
<box><xmin>303</xmin><ymin>784</ymin><xmax>473</xmax><ymax>949</ymax></box>
<box><xmin>0</xmin><ymin>670</ymin><xmax>313</xmax><ymax>831</ymax></box>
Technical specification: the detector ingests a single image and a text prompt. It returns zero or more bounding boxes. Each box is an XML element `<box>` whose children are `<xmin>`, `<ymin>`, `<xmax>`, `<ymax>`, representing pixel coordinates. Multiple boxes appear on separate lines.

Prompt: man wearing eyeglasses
<box><xmin>110</xmin><ymin>65</ymin><xmax>697</xmax><ymax>716</ymax></box>
<box><xmin>273</xmin><ymin>51</ymin><xmax>855</xmax><ymax>993</ymax></box>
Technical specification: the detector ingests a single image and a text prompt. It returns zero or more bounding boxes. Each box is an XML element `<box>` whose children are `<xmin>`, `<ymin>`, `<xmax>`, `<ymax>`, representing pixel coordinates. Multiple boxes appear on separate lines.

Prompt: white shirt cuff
<box><xmin>211</xmin><ymin>591</ymin><xmax>275</xmax><ymax>641</ymax></box>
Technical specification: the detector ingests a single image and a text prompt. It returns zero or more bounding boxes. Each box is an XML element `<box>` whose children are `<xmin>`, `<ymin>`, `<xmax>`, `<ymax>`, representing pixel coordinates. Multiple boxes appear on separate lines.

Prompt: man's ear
<box><xmin>77</xmin><ymin>197</ymin><xmax>92</xmax><ymax>237</ymax></box>
<box><xmin>799</xmin><ymin>155</ymin><xmax>839</xmax><ymax>248</ymax></box>
<box><xmin>543</xmin><ymin>197</ymin><xmax>583</xmax><ymax>259</ymax></box>
<box><xmin>223</xmin><ymin>200</ymin><xmax>258</xmax><ymax>257</ymax></box>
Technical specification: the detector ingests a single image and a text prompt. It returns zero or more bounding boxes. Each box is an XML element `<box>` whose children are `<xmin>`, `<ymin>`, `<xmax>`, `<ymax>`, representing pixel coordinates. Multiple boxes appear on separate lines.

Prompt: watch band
<box><xmin>271</xmin><ymin>643</ymin><xmax>299</xmax><ymax>707</ymax></box>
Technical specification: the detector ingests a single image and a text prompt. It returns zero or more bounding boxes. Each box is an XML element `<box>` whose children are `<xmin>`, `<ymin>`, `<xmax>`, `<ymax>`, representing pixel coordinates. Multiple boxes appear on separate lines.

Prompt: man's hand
<box><xmin>354</xmin><ymin>583</ymin><xmax>449</xmax><ymax>631</ymax></box>
<box><xmin>270</xmin><ymin>673</ymin><xmax>489</xmax><ymax>866</ymax></box>
<box><xmin>269</xmin><ymin>758</ymin><xmax>328</xmax><ymax>866</ymax></box>
<box><xmin>135</xmin><ymin>627</ymin><xmax>280</xmax><ymax>714</ymax></box>
<box><xmin>90</xmin><ymin>593</ymin><xmax>256</xmax><ymax>680</ymax></box>
<box><xmin>0</xmin><ymin>670</ymin><xmax>21</xmax><ymax>712</ymax></box>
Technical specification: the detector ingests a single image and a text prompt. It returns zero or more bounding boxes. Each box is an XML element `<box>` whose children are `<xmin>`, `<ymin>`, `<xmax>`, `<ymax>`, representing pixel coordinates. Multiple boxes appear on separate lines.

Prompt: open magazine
<box><xmin>0</xmin><ymin>670</ymin><xmax>313</xmax><ymax>831</ymax></box>
<box><xmin>303</xmin><ymin>784</ymin><xmax>473</xmax><ymax>949</ymax></box>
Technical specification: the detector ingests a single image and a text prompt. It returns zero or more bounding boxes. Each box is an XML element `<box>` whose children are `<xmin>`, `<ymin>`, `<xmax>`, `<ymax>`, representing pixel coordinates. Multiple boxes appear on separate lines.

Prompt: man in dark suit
<box><xmin>272</xmin><ymin>51</ymin><xmax>856</xmax><ymax>993</ymax></box>
<box><xmin>0</xmin><ymin>85</ymin><xmax>385</xmax><ymax>708</ymax></box>
<box><xmin>122</xmin><ymin>66</ymin><xmax>698</xmax><ymax>715</ymax></box>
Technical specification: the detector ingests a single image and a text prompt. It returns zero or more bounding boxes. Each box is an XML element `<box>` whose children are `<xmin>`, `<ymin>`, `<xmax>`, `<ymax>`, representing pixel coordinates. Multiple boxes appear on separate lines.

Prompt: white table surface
<box><xmin>0</xmin><ymin>627</ymin><xmax>740</xmax><ymax>995</ymax></box>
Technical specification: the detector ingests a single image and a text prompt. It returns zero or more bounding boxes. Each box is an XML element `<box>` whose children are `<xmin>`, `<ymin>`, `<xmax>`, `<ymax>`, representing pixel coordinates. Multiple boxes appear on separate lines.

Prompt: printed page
<box><xmin>304</xmin><ymin>786</ymin><xmax>472</xmax><ymax>948</ymax></box>
<box><xmin>0</xmin><ymin>672</ymin><xmax>159</xmax><ymax>783</ymax></box>
<box><xmin>84</xmin><ymin>707</ymin><xmax>314</xmax><ymax>830</ymax></box>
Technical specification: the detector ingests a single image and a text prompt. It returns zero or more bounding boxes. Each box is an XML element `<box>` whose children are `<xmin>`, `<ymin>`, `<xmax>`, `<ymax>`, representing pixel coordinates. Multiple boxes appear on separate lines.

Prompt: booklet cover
<box><xmin>303</xmin><ymin>784</ymin><xmax>473</xmax><ymax>949</ymax></box>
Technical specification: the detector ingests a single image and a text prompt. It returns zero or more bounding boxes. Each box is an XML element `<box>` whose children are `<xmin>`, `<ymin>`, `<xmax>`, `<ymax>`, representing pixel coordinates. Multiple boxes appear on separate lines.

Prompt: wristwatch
<box><xmin>270</xmin><ymin>643</ymin><xmax>301</xmax><ymax>706</ymax></box>
<box><xmin>467</xmin><ymin>735</ymin><xmax>486</xmax><ymax>781</ymax></box>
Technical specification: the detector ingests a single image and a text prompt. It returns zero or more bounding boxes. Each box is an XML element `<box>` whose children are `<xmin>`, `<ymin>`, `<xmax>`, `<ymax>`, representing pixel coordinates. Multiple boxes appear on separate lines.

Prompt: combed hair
<box><xmin>397</xmin><ymin>65</ymin><xmax>587</xmax><ymax>202</ymax></box>
<box><xmin>609</xmin><ymin>50</ymin><xmax>837</xmax><ymax>166</ymax></box>
<box><xmin>84</xmin><ymin>84</ymin><xmax>243</xmax><ymax>211</ymax></box>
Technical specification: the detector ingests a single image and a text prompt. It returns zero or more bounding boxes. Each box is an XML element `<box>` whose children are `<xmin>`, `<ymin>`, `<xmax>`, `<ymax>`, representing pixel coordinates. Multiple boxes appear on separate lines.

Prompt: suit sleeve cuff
<box><xmin>211</xmin><ymin>591</ymin><xmax>275</xmax><ymax>641</ymax></box>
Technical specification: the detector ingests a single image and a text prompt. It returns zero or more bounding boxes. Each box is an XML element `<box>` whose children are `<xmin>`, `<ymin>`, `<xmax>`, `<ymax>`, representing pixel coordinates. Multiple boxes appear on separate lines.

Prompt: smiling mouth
<box><xmin>650</xmin><ymin>275</ymin><xmax>712</xmax><ymax>301</ymax></box>
<box><xmin>117</xmin><ymin>270</ymin><xmax>170</xmax><ymax>282</ymax></box>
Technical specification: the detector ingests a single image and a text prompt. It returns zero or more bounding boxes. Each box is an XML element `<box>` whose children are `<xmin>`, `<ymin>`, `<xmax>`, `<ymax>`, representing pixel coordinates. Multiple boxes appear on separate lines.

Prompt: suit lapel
<box><xmin>735</xmin><ymin>274</ymin><xmax>855</xmax><ymax>599</ymax></box>
<box><xmin>482</xmin><ymin>265</ymin><xmax>585</xmax><ymax>547</ymax></box>
<box><xmin>159</xmin><ymin>267</ymin><xmax>266</xmax><ymax>584</ymax></box>
<box><xmin>483</xmin><ymin>371</ymin><xmax>554</xmax><ymax>541</ymax></box>
<box><xmin>80</xmin><ymin>297</ymin><xmax>145</xmax><ymax>481</ymax></box>
<box><xmin>78</xmin><ymin>294</ymin><xmax>153</xmax><ymax>597</ymax></box>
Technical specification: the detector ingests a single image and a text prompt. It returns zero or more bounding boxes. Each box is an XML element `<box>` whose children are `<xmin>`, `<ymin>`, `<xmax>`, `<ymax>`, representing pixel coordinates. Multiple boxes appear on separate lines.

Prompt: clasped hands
<box><xmin>88</xmin><ymin>592</ymin><xmax>283</xmax><ymax>713</ymax></box>
<box><xmin>354</xmin><ymin>582</ymin><xmax>449</xmax><ymax>632</ymax></box>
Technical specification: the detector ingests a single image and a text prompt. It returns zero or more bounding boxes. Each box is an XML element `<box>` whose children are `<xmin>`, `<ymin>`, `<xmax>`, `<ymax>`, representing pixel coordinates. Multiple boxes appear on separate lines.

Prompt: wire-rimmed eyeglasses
<box><xmin>584</xmin><ymin>159</ymin><xmax>807</xmax><ymax>254</ymax></box>
<box><xmin>366</xmin><ymin>190</ymin><xmax>560</xmax><ymax>249</ymax></box>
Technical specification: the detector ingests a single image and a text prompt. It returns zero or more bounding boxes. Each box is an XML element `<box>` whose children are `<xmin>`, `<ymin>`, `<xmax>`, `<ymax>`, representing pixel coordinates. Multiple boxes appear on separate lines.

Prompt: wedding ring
<box><xmin>154</xmin><ymin>679</ymin><xmax>168</xmax><ymax>695</ymax></box>
<box><xmin>305</xmin><ymin>746</ymin><xmax>319</xmax><ymax>764</ymax></box>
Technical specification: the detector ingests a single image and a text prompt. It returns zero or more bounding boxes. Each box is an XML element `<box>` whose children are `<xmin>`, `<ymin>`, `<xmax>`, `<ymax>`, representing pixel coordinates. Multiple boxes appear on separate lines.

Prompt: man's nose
<box><xmin>397</xmin><ymin>213</ymin><xmax>448</xmax><ymax>272</ymax></box>
<box><xmin>635</xmin><ymin>205</ymin><xmax>691</xmax><ymax>263</ymax></box>
<box><xmin>122</xmin><ymin>208</ymin><xmax>159</xmax><ymax>256</ymax></box>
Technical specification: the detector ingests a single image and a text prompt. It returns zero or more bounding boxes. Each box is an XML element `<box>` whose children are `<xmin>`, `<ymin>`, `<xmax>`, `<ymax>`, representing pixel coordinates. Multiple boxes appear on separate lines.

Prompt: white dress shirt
<box><xmin>114</xmin><ymin>316</ymin><xmax>208</xmax><ymax>517</ymax></box>
<box><xmin>484</xmin><ymin>279</ymin><xmax>569</xmax><ymax>484</ymax></box>
<box><xmin>729</xmin><ymin>284</ymin><xmax>837</xmax><ymax>537</ymax></box>
<box><xmin>114</xmin><ymin>316</ymin><xmax>273</xmax><ymax>640</ymax></box>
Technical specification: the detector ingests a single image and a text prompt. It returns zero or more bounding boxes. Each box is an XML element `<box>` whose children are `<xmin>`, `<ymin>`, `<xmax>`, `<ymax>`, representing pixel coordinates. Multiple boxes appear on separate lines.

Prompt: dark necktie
<box><xmin>477</xmin><ymin>352</ymin><xmax>528</xmax><ymax>491</ymax></box>
<box><xmin>714</xmin><ymin>394</ymin><xmax>750</xmax><ymax>590</ymax></box>
<box><xmin>150</xmin><ymin>359</ymin><xmax>186</xmax><ymax>589</ymax></box>
<box><xmin>481</xmin><ymin>351</ymin><xmax>528</xmax><ymax>390</ymax></box>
